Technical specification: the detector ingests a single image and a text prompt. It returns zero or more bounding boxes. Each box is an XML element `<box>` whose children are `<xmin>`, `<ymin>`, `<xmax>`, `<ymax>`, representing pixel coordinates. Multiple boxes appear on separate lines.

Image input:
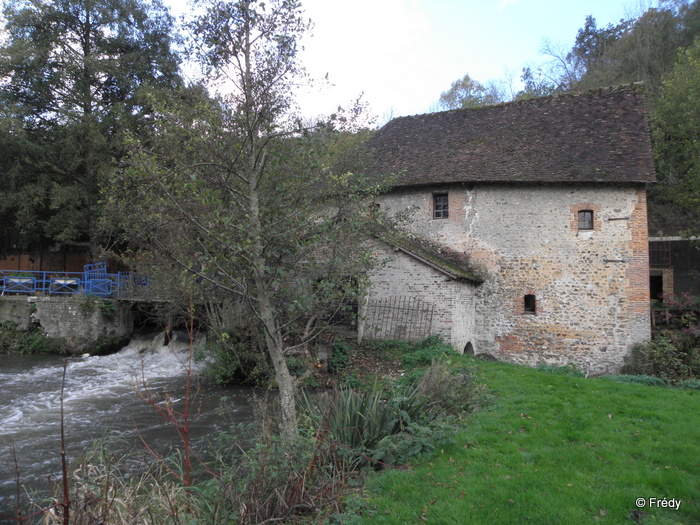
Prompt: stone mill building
<box><xmin>359</xmin><ymin>84</ymin><xmax>655</xmax><ymax>375</ymax></box>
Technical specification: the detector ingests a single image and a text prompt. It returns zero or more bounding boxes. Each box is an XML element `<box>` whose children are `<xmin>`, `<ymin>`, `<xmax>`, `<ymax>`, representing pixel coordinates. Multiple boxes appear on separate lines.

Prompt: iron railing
<box><xmin>0</xmin><ymin>262</ymin><xmax>148</xmax><ymax>299</ymax></box>
<box><xmin>365</xmin><ymin>295</ymin><xmax>435</xmax><ymax>341</ymax></box>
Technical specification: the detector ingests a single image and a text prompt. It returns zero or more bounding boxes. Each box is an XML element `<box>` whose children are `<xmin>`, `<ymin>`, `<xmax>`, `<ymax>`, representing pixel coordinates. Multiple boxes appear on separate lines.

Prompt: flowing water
<box><xmin>0</xmin><ymin>330</ymin><xmax>255</xmax><ymax>520</ymax></box>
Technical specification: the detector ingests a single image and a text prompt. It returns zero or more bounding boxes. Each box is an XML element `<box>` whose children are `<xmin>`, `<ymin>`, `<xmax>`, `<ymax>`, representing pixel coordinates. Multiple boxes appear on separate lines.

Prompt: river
<box><xmin>0</xmin><ymin>330</ymin><xmax>255</xmax><ymax>521</ymax></box>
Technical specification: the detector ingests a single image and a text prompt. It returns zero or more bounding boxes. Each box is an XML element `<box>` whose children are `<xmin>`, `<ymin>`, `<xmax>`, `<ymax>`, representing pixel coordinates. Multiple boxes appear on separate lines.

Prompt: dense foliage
<box><xmin>0</xmin><ymin>0</ymin><xmax>181</xmax><ymax>251</ymax></box>
<box><xmin>624</xmin><ymin>292</ymin><xmax>700</xmax><ymax>381</ymax></box>
<box><xmin>0</xmin><ymin>321</ymin><xmax>66</xmax><ymax>354</ymax></box>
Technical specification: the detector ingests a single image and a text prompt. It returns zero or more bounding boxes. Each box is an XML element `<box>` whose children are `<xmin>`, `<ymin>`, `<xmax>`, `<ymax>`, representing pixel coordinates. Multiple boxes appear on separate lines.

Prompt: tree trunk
<box><xmin>251</xmin><ymin>229</ymin><xmax>298</xmax><ymax>437</ymax></box>
<box><xmin>240</xmin><ymin>1</ymin><xmax>298</xmax><ymax>438</ymax></box>
<box><xmin>261</xmin><ymin>311</ymin><xmax>298</xmax><ymax>438</ymax></box>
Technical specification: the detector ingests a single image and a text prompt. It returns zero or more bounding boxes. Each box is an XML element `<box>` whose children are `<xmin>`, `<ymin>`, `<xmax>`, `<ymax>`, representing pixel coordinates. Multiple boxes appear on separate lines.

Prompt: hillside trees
<box><xmin>564</xmin><ymin>15</ymin><xmax>632</xmax><ymax>91</ymax></box>
<box><xmin>572</xmin><ymin>8</ymin><xmax>684</xmax><ymax>96</ymax></box>
<box><xmin>105</xmin><ymin>0</ymin><xmax>386</xmax><ymax>437</ymax></box>
<box><xmin>437</xmin><ymin>73</ymin><xmax>507</xmax><ymax>110</ymax></box>
<box><xmin>439</xmin><ymin>2</ymin><xmax>700</xmax><ymax>231</ymax></box>
<box><xmin>0</xmin><ymin>0</ymin><xmax>181</xmax><ymax>251</ymax></box>
<box><xmin>651</xmin><ymin>39</ymin><xmax>700</xmax><ymax>233</ymax></box>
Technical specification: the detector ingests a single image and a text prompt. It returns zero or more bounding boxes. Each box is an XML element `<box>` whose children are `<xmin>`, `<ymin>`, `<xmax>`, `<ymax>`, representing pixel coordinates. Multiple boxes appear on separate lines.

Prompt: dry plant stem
<box><xmin>60</xmin><ymin>361</ymin><xmax>70</xmax><ymax>525</ymax></box>
<box><xmin>182</xmin><ymin>304</ymin><xmax>194</xmax><ymax>489</ymax></box>
<box><xmin>135</xmin><ymin>296</ymin><xmax>204</xmax><ymax>492</ymax></box>
<box><xmin>11</xmin><ymin>445</ymin><xmax>25</xmax><ymax>524</ymax></box>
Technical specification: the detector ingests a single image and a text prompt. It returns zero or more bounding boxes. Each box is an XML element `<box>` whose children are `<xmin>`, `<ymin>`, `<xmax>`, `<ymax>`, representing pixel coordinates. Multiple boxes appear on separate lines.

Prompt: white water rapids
<box><xmin>0</xmin><ymin>331</ymin><xmax>254</xmax><ymax>519</ymax></box>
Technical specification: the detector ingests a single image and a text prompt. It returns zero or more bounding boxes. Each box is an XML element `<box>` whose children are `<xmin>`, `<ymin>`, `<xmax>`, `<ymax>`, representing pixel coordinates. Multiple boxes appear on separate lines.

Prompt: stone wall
<box><xmin>377</xmin><ymin>182</ymin><xmax>651</xmax><ymax>374</ymax></box>
<box><xmin>0</xmin><ymin>296</ymin><xmax>133</xmax><ymax>353</ymax></box>
<box><xmin>0</xmin><ymin>296</ymin><xmax>34</xmax><ymax>330</ymax></box>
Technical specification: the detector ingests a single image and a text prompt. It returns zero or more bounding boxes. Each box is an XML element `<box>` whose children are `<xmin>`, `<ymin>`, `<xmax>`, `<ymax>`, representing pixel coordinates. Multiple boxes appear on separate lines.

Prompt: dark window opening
<box><xmin>433</xmin><ymin>193</ymin><xmax>449</xmax><ymax>219</ymax></box>
<box><xmin>650</xmin><ymin>242</ymin><xmax>671</xmax><ymax>267</ymax></box>
<box><xmin>650</xmin><ymin>274</ymin><xmax>664</xmax><ymax>301</ymax></box>
<box><xmin>524</xmin><ymin>294</ymin><xmax>536</xmax><ymax>314</ymax></box>
<box><xmin>464</xmin><ymin>341</ymin><xmax>474</xmax><ymax>355</ymax></box>
<box><xmin>578</xmin><ymin>210</ymin><xmax>594</xmax><ymax>230</ymax></box>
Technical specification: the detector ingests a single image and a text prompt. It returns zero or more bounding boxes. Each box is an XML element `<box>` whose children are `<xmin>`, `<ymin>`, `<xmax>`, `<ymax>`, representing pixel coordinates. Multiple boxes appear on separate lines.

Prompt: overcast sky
<box><xmin>170</xmin><ymin>0</ymin><xmax>659</xmax><ymax>122</ymax></box>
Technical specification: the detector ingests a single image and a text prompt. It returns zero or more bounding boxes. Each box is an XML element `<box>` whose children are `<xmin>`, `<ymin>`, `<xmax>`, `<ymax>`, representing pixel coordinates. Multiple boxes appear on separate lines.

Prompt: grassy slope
<box><xmin>364</xmin><ymin>360</ymin><xmax>700</xmax><ymax>524</ymax></box>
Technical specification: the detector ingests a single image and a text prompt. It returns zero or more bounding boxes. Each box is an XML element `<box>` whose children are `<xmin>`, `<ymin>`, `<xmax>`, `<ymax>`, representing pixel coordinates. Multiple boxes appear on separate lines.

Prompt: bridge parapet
<box><xmin>0</xmin><ymin>262</ymin><xmax>149</xmax><ymax>299</ymax></box>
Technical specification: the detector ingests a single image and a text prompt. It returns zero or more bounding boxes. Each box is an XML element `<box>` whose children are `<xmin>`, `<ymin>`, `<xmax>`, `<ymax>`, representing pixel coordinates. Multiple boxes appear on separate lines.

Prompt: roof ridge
<box><xmin>391</xmin><ymin>82</ymin><xmax>648</xmax><ymax>121</ymax></box>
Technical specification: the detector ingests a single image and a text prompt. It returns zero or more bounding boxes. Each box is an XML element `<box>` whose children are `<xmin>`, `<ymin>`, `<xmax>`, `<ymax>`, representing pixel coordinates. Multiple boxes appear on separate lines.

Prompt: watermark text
<box><xmin>635</xmin><ymin>498</ymin><xmax>681</xmax><ymax>510</ymax></box>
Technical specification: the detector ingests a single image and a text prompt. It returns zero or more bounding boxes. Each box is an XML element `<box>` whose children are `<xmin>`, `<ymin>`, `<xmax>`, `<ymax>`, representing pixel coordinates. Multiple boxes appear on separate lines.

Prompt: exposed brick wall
<box><xmin>375</xmin><ymin>182</ymin><xmax>652</xmax><ymax>374</ymax></box>
<box><xmin>650</xmin><ymin>268</ymin><xmax>675</xmax><ymax>297</ymax></box>
<box><xmin>625</xmin><ymin>187</ymin><xmax>651</xmax><ymax>345</ymax></box>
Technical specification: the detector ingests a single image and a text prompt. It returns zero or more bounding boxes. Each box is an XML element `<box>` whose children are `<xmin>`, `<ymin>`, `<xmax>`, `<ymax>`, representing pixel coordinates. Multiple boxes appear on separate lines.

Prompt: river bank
<box><xmin>0</xmin><ymin>330</ymin><xmax>255</xmax><ymax>522</ymax></box>
<box><xmin>2</xmin><ymin>336</ymin><xmax>481</xmax><ymax>524</ymax></box>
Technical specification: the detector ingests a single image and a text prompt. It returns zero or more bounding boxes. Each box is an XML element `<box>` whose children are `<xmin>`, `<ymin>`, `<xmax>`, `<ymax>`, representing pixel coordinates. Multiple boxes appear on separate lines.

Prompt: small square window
<box><xmin>578</xmin><ymin>210</ymin><xmax>594</xmax><ymax>230</ymax></box>
<box><xmin>524</xmin><ymin>294</ymin><xmax>536</xmax><ymax>314</ymax></box>
<box><xmin>433</xmin><ymin>194</ymin><xmax>449</xmax><ymax>219</ymax></box>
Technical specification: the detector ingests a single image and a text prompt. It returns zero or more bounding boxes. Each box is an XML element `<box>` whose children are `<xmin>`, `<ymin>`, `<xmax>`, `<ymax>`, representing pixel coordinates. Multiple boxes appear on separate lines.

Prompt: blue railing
<box><xmin>0</xmin><ymin>262</ymin><xmax>148</xmax><ymax>299</ymax></box>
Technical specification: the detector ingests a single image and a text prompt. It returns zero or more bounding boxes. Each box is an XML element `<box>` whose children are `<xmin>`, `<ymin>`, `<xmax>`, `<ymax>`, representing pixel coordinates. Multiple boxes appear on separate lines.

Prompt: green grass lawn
<box><xmin>362</xmin><ymin>359</ymin><xmax>700</xmax><ymax>524</ymax></box>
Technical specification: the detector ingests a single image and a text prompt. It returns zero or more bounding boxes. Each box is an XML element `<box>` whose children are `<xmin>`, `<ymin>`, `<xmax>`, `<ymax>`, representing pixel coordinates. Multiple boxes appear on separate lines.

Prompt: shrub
<box><xmin>369</xmin><ymin>417</ymin><xmax>459</xmax><ymax>467</ymax></box>
<box><xmin>328</xmin><ymin>339</ymin><xmax>352</xmax><ymax>373</ymax></box>
<box><xmin>0</xmin><ymin>322</ymin><xmax>67</xmax><ymax>354</ymax></box>
<box><xmin>536</xmin><ymin>362</ymin><xmax>585</xmax><ymax>377</ymax></box>
<box><xmin>416</xmin><ymin>358</ymin><xmax>483</xmax><ymax>415</ymax></box>
<box><xmin>399</xmin><ymin>336</ymin><xmax>456</xmax><ymax>369</ymax></box>
<box><xmin>303</xmin><ymin>382</ymin><xmax>431</xmax><ymax>470</ymax></box>
<box><xmin>99</xmin><ymin>299</ymin><xmax>117</xmax><ymax>319</ymax></box>
<box><xmin>676</xmin><ymin>378</ymin><xmax>700</xmax><ymax>390</ymax></box>
<box><xmin>659</xmin><ymin>292</ymin><xmax>700</xmax><ymax>330</ymax></box>
<box><xmin>202</xmin><ymin>334</ymin><xmax>271</xmax><ymax>385</ymax></box>
<box><xmin>622</xmin><ymin>337</ymin><xmax>693</xmax><ymax>381</ymax></box>
<box><xmin>365</xmin><ymin>338</ymin><xmax>413</xmax><ymax>356</ymax></box>
<box><xmin>210</xmin><ymin>430</ymin><xmax>341</xmax><ymax>524</ymax></box>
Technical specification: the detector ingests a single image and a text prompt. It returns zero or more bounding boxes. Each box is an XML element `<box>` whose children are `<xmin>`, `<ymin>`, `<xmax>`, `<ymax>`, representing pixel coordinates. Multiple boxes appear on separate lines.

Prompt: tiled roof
<box><xmin>368</xmin><ymin>84</ymin><xmax>656</xmax><ymax>186</ymax></box>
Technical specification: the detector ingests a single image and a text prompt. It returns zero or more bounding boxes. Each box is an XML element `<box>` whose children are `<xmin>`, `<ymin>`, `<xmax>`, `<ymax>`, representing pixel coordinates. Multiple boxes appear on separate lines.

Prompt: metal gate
<box><xmin>365</xmin><ymin>296</ymin><xmax>434</xmax><ymax>341</ymax></box>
